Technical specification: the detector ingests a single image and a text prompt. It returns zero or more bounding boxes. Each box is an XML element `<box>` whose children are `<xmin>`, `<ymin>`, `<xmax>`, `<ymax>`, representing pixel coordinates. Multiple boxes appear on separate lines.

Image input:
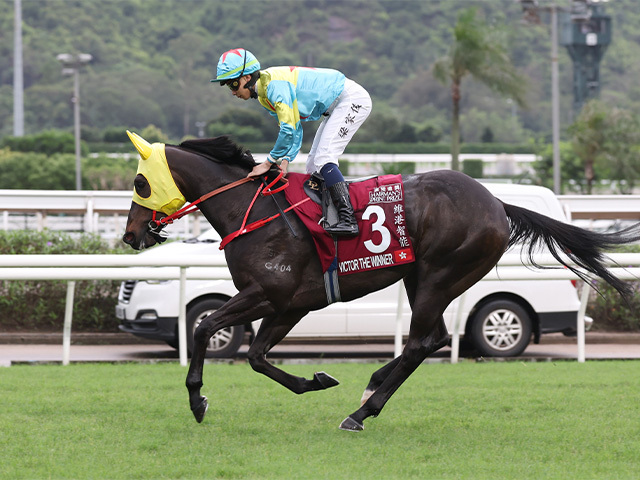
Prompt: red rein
<box><xmin>148</xmin><ymin>170</ymin><xmax>310</xmax><ymax>250</ymax></box>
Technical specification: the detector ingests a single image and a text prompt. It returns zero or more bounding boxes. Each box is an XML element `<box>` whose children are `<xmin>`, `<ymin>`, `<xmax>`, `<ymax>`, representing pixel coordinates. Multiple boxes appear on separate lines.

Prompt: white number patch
<box><xmin>362</xmin><ymin>205</ymin><xmax>391</xmax><ymax>254</ymax></box>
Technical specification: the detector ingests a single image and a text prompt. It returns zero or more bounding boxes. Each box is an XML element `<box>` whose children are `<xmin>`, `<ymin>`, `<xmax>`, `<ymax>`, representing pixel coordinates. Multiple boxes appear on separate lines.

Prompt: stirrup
<box><xmin>326</xmin><ymin>221</ymin><xmax>359</xmax><ymax>237</ymax></box>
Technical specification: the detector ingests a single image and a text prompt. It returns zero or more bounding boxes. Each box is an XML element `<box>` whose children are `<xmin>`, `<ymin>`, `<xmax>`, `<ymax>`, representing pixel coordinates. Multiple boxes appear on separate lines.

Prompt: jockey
<box><xmin>211</xmin><ymin>48</ymin><xmax>372</xmax><ymax>237</ymax></box>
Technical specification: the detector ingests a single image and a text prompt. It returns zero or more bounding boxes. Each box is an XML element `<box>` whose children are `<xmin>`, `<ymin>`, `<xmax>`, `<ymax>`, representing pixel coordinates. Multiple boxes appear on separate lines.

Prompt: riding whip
<box><xmin>261</xmin><ymin>176</ymin><xmax>297</xmax><ymax>237</ymax></box>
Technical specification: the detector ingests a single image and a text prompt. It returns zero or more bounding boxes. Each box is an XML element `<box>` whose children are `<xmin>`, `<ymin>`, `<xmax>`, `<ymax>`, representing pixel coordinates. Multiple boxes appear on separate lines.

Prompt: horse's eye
<box><xmin>134</xmin><ymin>174</ymin><xmax>151</xmax><ymax>198</ymax></box>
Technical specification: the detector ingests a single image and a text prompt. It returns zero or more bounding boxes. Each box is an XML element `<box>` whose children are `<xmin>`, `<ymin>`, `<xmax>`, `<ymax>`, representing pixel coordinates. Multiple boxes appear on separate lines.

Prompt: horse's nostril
<box><xmin>122</xmin><ymin>232</ymin><xmax>135</xmax><ymax>245</ymax></box>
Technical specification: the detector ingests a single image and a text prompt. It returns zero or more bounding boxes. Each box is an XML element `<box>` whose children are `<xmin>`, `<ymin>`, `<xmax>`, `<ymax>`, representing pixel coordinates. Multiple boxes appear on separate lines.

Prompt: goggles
<box><xmin>226</xmin><ymin>78</ymin><xmax>242</xmax><ymax>91</ymax></box>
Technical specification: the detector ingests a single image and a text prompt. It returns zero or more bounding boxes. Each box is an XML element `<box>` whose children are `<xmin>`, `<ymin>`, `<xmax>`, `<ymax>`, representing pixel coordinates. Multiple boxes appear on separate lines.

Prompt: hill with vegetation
<box><xmin>1</xmin><ymin>0</ymin><xmax>639</xmax><ymax>146</ymax></box>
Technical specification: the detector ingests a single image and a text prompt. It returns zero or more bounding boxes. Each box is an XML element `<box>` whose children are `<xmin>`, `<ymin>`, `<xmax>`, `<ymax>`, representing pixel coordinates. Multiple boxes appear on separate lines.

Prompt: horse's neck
<box><xmin>198</xmin><ymin>181</ymin><xmax>275</xmax><ymax>239</ymax></box>
<box><xmin>166</xmin><ymin>148</ymin><xmax>272</xmax><ymax>238</ymax></box>
<box><xmin>174</xmin><ymin>164</ymin><xmax>258</xmax><ymax>236</ymax></box>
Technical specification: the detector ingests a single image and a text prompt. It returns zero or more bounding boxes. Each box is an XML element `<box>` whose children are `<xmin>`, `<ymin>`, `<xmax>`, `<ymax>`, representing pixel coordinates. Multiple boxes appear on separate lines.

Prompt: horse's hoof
<box><xmin>314</xmin><ymin>371</ymin><xmax>340</xmax><ymax>389</ymax></box>
<box><xmin>339</xmin><ymin>416</ymin><xmax>364</xmax><ymax>432</ymax></box>
<box><xmin>192</xmin><ymin>396</ymin><xmax>208</xmax><ymax>423</ymax></box>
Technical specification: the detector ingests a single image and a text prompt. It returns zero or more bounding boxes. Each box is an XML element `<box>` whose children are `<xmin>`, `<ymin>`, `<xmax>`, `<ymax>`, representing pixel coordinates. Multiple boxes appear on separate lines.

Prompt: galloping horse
<box><xmin>122</xmin><ymin>133</ymin><xmax>640</xmax><ymax>431</ymax></box>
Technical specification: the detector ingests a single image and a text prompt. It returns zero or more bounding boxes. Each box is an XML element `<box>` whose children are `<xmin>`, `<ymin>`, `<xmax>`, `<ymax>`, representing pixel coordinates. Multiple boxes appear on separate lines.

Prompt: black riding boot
<box><xmin>326</xmin><ymin>181</ymin><xmax>359</xmax><ymax>237</ymax></box>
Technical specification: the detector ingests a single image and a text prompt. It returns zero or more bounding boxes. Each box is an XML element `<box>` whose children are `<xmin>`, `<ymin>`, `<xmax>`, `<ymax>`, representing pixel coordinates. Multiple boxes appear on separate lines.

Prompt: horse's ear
<box><xmin>127</xmin><ymin>130</ymin><xmax>153</xmax><ymax>160</ymax></box>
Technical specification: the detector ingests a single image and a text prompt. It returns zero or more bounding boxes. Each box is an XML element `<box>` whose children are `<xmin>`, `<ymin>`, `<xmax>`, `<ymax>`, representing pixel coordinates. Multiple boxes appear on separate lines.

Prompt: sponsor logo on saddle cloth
<box><xmin>127</xmin><ymin>131</ymin><xmax>186</xmax><ymax>215</ymax></box>
<box><xmin>283</xmin><ymin>173</ymin><xmax>416</xmax><ymax>276</ymax></box>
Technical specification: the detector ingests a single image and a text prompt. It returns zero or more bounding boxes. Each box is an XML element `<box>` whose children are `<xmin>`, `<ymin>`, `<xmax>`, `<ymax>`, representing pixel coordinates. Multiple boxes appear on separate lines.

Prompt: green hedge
<box><xmin>586</xmin><ymin>245</ymin><xmax>640</xmax><ymax>331</ymax></box>
<box><xmin>588</xmin><ymin>281</ymin><xmax>640</xmax><ymax>331</ymax></box>
<box><xmin>378</xmin><ymin>162</ymin><xmax>416</xmax><ymax>175</ymax></box>
<box><xmin>87</xmin><ymin>140</ymin><xmax>536</xmax><ymax>156</ymax></box>
<box><xmin>2</xmin><ymin>130</ymin><xmax>90</xmax><ymax>156</ymax></box>
<box><xmin>0</xmin><ymin>231</ymin><xmax>129</xmax><ymax>332</ymax></box>
<box><xmin>0</xmin><ymin>150</ymin><xmax>137</xmax><ymax>190</ymax></box>
<box><xmin>343</xmin><ymin>142</ymin><xmax>535</xmax><ymax>155</ymax></box>
<box><xmin>190</xmin><ymin>141</ymin><xmax>535</xmax><ymax>156</ymax></box>
<box><xmin>462</xmin><ymin>159</ymin><xmax>484</xmax><ymax>178</ymax></box>
<box><xmin>88</xmin><ymin>142</ymin><xmax>132</xmax><ymax>154</ymax></box>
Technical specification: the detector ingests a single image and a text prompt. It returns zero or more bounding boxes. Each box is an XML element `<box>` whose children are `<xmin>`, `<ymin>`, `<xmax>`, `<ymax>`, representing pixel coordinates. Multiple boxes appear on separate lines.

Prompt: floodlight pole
<box><xmin>13</xmin><ymin>0</ymin><xmax>24</xmax><ymax>137</ymax></box>
<box><xmin>551</xmin><ymin>5</ymin><xmax>561</xmax><ymax>194</ymax></box>
<box><xmin>72</xmin><ymin>68</ymin><xmax>82</xmax><ymax>190</ymax></box>
<box><xmin>519</xmin><ymin>1</ymin><xmax>563</xmax><ymax>194</ymax></box>
<box><xmin>57</xmin><ymin>53</ymin><xmax>92</xmax><ymax>191</ymax></box>
<box><xmin>521</xmin><ymin>0</ymin><xmax>613</xmax><ymax>194</ymax></box>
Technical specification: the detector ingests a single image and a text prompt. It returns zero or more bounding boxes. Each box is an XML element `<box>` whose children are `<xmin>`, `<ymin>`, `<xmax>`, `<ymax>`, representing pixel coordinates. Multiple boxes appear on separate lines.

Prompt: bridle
<box><xmin>146</xmin><ymin>168</ymin><xmax>310</xmax><ymax>249</ymax></box>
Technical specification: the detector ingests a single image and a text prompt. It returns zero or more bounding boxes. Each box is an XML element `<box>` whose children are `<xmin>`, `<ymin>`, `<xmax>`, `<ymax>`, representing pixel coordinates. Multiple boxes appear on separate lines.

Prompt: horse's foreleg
<box><xmin>186</xmin><ymin>286</ymin><xmax>274</xmax><ymax>423</ymax></box>
<box><xmin>247</xmin><ymin>311</ymin><xmax>340</xmax><ymax>394</ymax></box>
<box><xmin>340</xmin><ymin>314</ymin><xmax>449</xmax><ymax>432</ymax></box>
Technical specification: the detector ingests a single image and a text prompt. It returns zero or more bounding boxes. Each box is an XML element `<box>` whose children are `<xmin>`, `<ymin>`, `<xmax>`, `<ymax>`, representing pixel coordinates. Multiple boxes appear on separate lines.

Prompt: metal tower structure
<box><xmin>559</xmin><ymin>1</ymin><xmax>612</xmax><ymax>115</ymax></box>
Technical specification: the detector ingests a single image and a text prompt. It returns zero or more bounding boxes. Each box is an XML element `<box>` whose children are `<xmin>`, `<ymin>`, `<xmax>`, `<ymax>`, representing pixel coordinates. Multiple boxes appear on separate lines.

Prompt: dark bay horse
<box><xmin>122</xmin><ymin>134</ymin><xmax>640</xmax><ymax>431</ymax></box>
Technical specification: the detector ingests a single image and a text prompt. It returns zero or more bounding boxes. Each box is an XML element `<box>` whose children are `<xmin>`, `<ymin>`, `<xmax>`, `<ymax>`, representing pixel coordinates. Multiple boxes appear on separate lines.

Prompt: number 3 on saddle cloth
<box><xmin>283</xmin><ymin>173</ymin><xmax>416</xmax><ymax>303</ymax></box>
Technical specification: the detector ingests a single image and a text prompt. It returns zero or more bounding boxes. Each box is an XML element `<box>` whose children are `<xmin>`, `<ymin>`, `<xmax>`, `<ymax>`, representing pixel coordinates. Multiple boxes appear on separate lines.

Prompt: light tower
<box><xmin>559</xmin><ymin>1</ymin><xmax>612</xmax><ymax>116</ymax></box>
<box><xmin>56</xmin><ymin>53</ymin><xmax>92</xmax><ymax>191</ymax></box>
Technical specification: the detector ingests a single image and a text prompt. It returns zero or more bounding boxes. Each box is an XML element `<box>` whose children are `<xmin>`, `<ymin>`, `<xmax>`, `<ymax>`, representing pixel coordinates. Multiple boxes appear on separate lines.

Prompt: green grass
<box><xmin>1</xmin><ymin>361</ymin><xmax>639</xmax><ymax>479</ymax></box>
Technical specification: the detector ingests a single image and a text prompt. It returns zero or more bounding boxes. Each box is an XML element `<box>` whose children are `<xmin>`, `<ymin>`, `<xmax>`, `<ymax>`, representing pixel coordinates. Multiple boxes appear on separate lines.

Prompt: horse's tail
<box><xmin>502</xmin><ymin>201</ymin><xmax>640</xmax><ymax>299</ymax></box>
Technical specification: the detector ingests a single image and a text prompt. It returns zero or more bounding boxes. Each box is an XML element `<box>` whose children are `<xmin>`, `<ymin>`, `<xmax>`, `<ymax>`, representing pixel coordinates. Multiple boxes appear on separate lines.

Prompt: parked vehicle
<box><xmin>117</xmin><ymin>182</ymin><xmax>590</xmax><ymax>358</ymax></box>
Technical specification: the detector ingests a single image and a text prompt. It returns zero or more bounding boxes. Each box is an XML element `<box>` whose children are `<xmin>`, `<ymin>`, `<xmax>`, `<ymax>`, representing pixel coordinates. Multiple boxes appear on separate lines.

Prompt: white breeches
<box><xmin>306</xmin><ymin>79</ymin><xmax>372</xmax><ymax>174</ymax></box>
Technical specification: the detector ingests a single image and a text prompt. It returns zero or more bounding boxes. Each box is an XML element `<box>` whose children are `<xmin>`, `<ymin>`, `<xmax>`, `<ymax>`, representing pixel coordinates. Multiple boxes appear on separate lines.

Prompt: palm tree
<box><xmin>433</xmin><ymin>7</ymin><xmax>527</xmax><ymax>171</ymax></box>
<box><xmin>567</xmin><ymin>100</ymin><xmax>608</xmax><ymax>194</ymax></box>
<box><xmin>569</xmin><ymin>100</ymin><xmax>640</xmax><ymax>194</ymax></box>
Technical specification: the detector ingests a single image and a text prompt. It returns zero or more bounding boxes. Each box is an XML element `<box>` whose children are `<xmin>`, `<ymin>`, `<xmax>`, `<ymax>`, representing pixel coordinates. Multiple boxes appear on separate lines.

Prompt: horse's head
<box><xmin>122</xmin><ymin>199</ymin><xmax>166</xmax><ymax>250</ymax></box>
<box><xmin>122</xmin><ymin>131</ymin><xmax>186</xmax><ymax>250</ymax></box>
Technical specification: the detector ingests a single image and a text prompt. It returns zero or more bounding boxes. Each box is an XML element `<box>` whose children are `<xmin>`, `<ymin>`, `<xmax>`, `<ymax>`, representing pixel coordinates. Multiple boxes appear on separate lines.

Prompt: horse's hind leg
<box><xmin>340</xmin><ymin>283</ymin><xmax>450</xmax><ymax>431</ymax></box>
<box><xmin>247</xmin><ymin>311</ymin><xmax>340</xmax><ymax>394</ymax></box>
<box><xmin>359</xmin><ymin>274</ymin><xmax>432</xmax><ymax>406</ymax></box>
<box><xmin>359</xmin><ymin>357</ymin><xmax>402</xmax><ymax>406</ymax></box>
<box><xmin>341</xmin><ymin>315</ymin><xmax>449</xmax><ymax>431</ymax></box>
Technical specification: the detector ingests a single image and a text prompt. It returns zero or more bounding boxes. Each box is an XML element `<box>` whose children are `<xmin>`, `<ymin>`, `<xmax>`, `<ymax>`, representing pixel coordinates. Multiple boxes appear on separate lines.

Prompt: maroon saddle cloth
<box><xmin>283</xmin><ymin>173</ymin><xmax>415</xmax><ymax>275</ymax></box>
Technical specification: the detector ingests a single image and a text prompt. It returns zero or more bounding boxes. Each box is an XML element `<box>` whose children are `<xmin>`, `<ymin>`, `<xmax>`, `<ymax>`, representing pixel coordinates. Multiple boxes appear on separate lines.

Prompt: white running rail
<box><xmin>0</xmin><ymin>253</ymin><xmax>639</xmax><ymax>366</ymax></box>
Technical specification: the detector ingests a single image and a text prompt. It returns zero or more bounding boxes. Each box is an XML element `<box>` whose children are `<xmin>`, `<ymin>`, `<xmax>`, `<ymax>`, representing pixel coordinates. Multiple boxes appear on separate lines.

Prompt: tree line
<box><xmin>1</xmin><ymin>0</ymin><xmax>639</xmax><ymax>192</ymax></box>
<box><xmin>2</xmin><ymin>0</ymin><xmax>640</xmax><ymax>140</ymax></box>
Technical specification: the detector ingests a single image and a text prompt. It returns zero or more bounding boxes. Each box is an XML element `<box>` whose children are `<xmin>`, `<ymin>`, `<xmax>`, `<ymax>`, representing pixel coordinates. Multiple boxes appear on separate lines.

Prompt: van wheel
<box><xmin>470</xmin><ymin>299</ymin><xmax>532</xmax><ymax>357</ymax></box>
<box><xmin>186</xmin><ymin>298</ymin><xmax>244</xmax><ymax>358</ymax></box>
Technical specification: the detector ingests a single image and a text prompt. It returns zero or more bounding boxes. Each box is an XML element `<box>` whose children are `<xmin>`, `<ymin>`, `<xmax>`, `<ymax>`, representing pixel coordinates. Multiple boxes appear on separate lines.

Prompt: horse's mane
<box><xmin>177</xmin><ymin>136</ymin><xmax>257</xmax><ymax>169</ymax></box>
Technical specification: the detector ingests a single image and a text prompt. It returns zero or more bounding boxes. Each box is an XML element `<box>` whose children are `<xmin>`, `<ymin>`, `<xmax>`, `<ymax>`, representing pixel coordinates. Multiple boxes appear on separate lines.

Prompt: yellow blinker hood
<box><xmin>127</xmin><ymin>130</ymin><xmax>186</xmax><ymax>215</ymax></box>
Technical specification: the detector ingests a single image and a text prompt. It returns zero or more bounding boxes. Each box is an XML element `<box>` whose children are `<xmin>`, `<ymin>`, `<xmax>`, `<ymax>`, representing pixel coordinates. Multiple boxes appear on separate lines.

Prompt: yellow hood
<box><xmin>127</xmin><ymin>130</ymin><xmax>186</xmax><ymax>215</ymax></box>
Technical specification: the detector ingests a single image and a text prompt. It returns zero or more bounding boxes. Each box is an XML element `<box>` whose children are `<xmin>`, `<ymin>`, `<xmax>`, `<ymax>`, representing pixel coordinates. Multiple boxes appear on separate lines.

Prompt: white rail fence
<box><xmin>0</xmin><ymin>190</ymin><xmax>207</xmax><ymax>240</ymax></box>
<box><xmin>0</xmin><ymin>255</ymin><xmax>229</xmax><ymax>367</ymax></box>
<box><xmin>1</xmin><ymin>253</ymin><xmax>639</xmax><ymax>366</ymax></box>
<box><xmin>2</xmin><ymin>190</ymin><xmax>639</xmax><ymax>241</ymax></box>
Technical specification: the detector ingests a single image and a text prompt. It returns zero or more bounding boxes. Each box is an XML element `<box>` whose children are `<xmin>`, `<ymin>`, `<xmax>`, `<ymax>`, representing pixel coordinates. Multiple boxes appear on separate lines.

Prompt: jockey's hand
<box><xmin>247</xmin><ymin>159</ymin><xmax>289</xmax><ymax>178</ymax></box>
<box><xmin>247</xmin><ymin>160</ymin><xmax>272</xmax><ymax>178</ymax></box>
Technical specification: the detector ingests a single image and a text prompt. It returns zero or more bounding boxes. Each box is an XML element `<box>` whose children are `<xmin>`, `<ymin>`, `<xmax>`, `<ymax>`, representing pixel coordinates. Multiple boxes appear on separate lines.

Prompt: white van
<box><xmin>117</xmin><ymin>182</ymin><xmax>588</xmax><ymax>358</ymax></box>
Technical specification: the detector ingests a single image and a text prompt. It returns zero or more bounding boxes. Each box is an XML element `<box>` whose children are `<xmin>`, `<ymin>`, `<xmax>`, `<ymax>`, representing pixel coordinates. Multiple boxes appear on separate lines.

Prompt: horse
<box><xmin>122</xmin><ymin>133</ymin><xmax>640</xmax><ymax>431</ymax></box>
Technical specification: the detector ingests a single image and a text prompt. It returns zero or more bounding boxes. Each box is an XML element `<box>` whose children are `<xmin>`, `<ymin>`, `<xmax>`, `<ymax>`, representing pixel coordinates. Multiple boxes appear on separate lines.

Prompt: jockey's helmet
<box><xmin>211</xmin><ymin>48</ymin><xmax>260</xmax><ymax>86</ymax></box>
